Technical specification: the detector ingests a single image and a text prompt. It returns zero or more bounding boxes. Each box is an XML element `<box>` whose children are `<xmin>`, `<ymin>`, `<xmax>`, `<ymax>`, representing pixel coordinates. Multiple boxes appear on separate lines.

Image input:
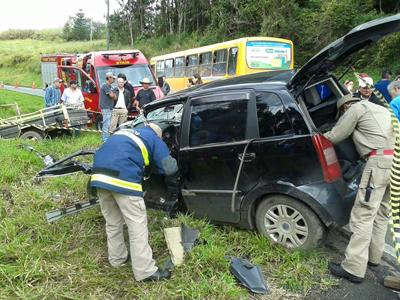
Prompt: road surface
<box><xmin>2</xmin><ymin>85</ymin><xmax>44</xmax><ymax>97</ymax></box>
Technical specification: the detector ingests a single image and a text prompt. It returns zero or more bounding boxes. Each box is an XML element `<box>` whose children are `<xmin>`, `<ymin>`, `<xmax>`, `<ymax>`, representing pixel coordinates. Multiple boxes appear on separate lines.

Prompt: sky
<box><xmin>0</xmin><ymin>0</ymin><xmax>120</xmax><ymax>32</ymax></box>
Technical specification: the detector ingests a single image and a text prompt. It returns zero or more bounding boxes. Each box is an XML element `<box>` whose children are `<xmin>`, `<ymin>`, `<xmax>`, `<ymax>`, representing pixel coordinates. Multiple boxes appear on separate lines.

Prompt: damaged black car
<box><xmin>39</xmin><ymin>15</ymin><xmax>400</xmax><ymax>250</ymax></box>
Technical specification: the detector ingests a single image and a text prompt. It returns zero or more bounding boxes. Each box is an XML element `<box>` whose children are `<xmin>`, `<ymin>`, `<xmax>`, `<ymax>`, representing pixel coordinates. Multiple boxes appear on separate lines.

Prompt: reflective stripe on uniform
<box><xmin>91</xmin><ymin>174</ymin><xmax>143</xmax><ymax>192</ymax></box>
<box><xmin>114</xmin><ymin>130</ymin><xmax>150</xmax><ymax>166</ymax></box>
<box><xmin>355</xmin><ymin>72</ymin><xmax>400</xmax><ymax>265</ymax></box>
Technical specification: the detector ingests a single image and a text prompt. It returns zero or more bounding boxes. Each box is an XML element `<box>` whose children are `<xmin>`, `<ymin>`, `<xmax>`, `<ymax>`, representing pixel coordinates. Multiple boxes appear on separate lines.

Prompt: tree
<box><xmin>62</xmin><ymin>10</ymin><xmax>92</xmax><ymax>41</ymax></box>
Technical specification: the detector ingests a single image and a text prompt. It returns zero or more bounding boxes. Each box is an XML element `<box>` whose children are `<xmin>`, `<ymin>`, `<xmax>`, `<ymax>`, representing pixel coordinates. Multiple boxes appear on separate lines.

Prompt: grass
<box><xmin>0</xmin><ymin>89</ymin><xmax>336</xmax><ymax>298</ymax></box>
<box><xmin>0</xmin><ymin>89</ymin><xmax>43</xmax><ymax>119</ymax></box>
<box><xmin>0</xmin><ymin>39</ymin><xmax>107</xmax><ymax>87</ymax></box>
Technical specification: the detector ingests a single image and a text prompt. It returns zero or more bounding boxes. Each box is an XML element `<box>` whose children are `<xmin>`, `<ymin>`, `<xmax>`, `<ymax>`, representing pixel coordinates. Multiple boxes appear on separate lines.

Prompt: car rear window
<box><xmin>256</xmin><ymin>93</ymin><xmax>293</xmax><ymax>137</ymax></box>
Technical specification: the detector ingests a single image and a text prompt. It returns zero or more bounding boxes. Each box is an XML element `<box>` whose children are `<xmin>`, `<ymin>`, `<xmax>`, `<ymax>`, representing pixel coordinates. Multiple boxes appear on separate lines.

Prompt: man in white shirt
<box><xmin>61</xmin><ymin>80</ymin><xmax>85</xmax><ymax>108</ymax></box>
<box><xmin>110</xmin><ymin>78</ymin><xmax>132</xmax><ymax>133</ymax></box>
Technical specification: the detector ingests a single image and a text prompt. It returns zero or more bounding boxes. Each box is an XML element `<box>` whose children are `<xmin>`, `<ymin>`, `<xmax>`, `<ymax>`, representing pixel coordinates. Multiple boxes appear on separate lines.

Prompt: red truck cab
<box><xmin>56</xmin><ymin>50</ymin><xmax>163</xmax><ymax>124</ymax></box>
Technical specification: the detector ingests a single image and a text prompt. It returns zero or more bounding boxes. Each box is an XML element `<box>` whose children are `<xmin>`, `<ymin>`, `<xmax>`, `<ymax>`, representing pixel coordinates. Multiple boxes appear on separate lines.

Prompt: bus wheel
<box><xmin>20</xmin><ymin>130</ymin><xmax>45</xmax><ymax>140</ymax></box>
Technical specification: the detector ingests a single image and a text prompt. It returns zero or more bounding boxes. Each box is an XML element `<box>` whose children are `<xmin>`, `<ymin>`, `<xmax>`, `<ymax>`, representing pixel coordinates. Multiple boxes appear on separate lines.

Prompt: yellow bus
<box><xmin>150</xmin><ymin>37</ymin><xmax>294</xmax><ymax>92</ymax></box>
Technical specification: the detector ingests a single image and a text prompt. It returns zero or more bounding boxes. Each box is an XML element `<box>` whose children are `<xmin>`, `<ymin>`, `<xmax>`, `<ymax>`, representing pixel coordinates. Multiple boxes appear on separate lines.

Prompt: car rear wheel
<box><xmin>255</xmin><ymin>195</ymin><xmax>325</xmax><ymax>249</ymax></box>
<box><xmin>20</xmin><ymin>130</ymin><xmax>45</xmax><ymax>140</ymax></box>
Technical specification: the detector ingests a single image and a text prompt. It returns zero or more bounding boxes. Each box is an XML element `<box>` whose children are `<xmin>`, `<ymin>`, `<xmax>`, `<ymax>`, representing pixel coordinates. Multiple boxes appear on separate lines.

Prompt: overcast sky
<box><xmin>0</xmin><ymin>0</ymin><xmax>120</xmax><ymax>32</ymax></box>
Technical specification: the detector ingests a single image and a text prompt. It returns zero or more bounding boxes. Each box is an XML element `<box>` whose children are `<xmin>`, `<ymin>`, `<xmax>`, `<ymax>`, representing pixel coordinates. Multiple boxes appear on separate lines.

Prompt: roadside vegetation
<box><xmin>0</xmin><ymin>89</ymin><xmax>337</xmax><ymax>298</ymax></box>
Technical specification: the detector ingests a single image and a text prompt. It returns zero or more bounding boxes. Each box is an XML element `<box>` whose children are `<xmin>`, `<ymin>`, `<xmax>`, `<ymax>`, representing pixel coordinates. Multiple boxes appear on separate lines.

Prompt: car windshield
<box><xmin>134</xmin><ymin>103</ymin><xmax>184</xmax><ymax>126</ymax></box>
<box><xmin>96</xmin><ymin>64</ymin><xmax>156</xmax><ymax>88</ymax></box>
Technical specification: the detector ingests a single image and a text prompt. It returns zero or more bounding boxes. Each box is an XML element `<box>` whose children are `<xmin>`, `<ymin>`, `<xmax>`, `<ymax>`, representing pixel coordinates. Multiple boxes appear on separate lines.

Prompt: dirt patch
<box><xmin>1</xmin><ymin>188</ymin><xmax>14</xmax><ymax>216</ymax></box>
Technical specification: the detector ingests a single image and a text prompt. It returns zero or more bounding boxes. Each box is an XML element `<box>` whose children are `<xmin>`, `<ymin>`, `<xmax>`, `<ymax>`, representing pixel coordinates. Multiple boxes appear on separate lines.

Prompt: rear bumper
<box><xmin>296</xmin><ymin>179</ymin><xmax>356</xmax><ymax>227</ymax></box>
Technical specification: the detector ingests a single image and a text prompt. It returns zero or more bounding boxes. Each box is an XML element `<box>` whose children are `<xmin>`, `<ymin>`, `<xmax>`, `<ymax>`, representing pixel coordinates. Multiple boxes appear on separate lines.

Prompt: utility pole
<box><xmin>90</xmin><ymin>19</ymin><xmax>93</xmax><ymax>41</ymax></box>
<box><xmin>106</xmin><ymin>0</ymin><xmax>110</xmax><ymax>50</ymax></box>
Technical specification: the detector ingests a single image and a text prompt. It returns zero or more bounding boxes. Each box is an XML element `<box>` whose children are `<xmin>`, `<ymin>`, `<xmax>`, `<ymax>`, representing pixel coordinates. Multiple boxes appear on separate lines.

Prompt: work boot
<box><xmin>328</xmin><ymin>262</ymin><xmax>363</xmax><ymax>283</ymax></box>
<box><xmin>368</xmin><ymin>261</ymin><xmax>380</xmax><ymax>267</ymax></box>
<box><xmin>141</xmin><ymin>268</ymin><xmax>171</xmax><ymax>282</ymax></box>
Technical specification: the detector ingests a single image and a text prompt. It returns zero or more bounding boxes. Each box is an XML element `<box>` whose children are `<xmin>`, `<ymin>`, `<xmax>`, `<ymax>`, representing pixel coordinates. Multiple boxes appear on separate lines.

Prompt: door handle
<box><xmin>237</xmin><ymin>152</ymin><xmax>256</xmax><ymax>162</ymax></box>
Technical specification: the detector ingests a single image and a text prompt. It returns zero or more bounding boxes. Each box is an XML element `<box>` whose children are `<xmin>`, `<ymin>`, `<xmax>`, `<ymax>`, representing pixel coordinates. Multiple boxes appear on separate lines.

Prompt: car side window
<box><xmin>189</xmin><ymin>100</ymin><xmax>247</xmax><ymax>147</ymax></box>
<box><xmin>256</xmin><ymin>93</ymin><xmax>293</xmax><ymax>138</ymax></box>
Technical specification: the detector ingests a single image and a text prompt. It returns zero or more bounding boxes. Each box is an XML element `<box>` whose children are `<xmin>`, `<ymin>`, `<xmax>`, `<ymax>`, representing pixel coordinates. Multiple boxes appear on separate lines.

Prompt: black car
<box><xmin>42</xmin><ymin>15</ymin><xmax>400</xmax><ymax>249</ymax></box>
<box><xmin>122</xmin><ymin>15</ymin><xmax>400</xmax><ymax>249</ymax></box>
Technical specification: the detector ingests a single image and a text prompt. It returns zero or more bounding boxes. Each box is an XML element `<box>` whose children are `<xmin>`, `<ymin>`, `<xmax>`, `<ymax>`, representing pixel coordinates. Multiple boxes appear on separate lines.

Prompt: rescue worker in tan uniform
<box><xmin>324</xmin><ymin>94</ymin><xmax>394</xmax><ymax>283</ymax></box>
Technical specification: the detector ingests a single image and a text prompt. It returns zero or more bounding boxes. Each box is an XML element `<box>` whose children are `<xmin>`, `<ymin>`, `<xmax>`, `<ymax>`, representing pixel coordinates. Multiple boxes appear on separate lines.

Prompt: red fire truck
<box><xmin>41</xmin><ymin>50</ymin><xmax>164</xmax><ymax>124</ymax></box>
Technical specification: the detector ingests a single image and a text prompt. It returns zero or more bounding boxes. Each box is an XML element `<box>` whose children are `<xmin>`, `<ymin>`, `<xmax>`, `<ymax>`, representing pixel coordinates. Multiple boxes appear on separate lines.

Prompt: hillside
<box><xmin>0</xmin><ymin>30</ymin><xmax>398</xmax><ymax>88</ymax></box>
<box><xmin>0</xmin><ymin>33</ymin><xmax>219</xmax><ymax>87</ymax></box>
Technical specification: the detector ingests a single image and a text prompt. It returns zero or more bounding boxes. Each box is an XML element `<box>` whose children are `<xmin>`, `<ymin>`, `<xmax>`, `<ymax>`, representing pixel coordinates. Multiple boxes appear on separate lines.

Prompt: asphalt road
<box><xmin>308</xmin><ymin>227</ymin><xmax>400</xmax><ymax>300</ymax></box>
<box><xmin>2</xmin><ymin>85</ymin><xmax>44</xmax><ymax>97</ymax></box>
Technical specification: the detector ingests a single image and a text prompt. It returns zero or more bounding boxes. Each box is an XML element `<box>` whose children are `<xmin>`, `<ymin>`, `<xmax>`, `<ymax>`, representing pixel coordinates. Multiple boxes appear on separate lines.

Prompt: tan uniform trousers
<box><xmin>98</xmin><ymin>189</ymin><xmax>157</xmax><ymax>281</ymax></box>
<box><xmin>109</xmin><ymin>108</ymin><xmax>128</xmax><ymax>133</ymax></box>
<box><xmin>341</xmin><ymin>155</ymin><xmax>392</xmax><ymax>278</ymax></box>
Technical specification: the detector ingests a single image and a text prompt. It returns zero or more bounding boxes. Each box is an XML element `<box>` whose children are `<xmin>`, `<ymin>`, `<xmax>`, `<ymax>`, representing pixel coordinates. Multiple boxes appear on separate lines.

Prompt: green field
<box><xmin>0</xmin><ymin>35</ymin><xmax>214</xmax><ymax>88</ymax></box>
<box><xmin>0</xmin><ymin>89</ymin><xmax>337</xmax><ymax>298</ymax></box>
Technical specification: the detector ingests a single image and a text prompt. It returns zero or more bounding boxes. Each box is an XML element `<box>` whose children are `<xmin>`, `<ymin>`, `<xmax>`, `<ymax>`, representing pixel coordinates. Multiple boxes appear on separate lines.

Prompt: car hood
<box><xmin>289</xmin><ymin>14</ymin><xmax>400</xmax><ymax>87</ymax></box>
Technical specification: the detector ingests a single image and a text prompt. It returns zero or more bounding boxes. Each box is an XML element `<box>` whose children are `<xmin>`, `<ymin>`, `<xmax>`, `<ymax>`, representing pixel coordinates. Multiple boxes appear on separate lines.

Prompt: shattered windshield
<box><xmin>134</xmin><ymin>103</ymin><xmax>184</xmax><ymax>126</ymax></box>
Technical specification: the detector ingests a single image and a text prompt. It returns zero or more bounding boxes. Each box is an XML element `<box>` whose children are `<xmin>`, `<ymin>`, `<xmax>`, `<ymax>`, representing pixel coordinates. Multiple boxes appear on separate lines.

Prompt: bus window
<box><xmin>185</xmin><ymin>54</ymin><xmax>198</xmax><ymax>77</ymax></box>
<box><xmin>164</xmin><ymin>58</ymin><xmax>174</xmax><ymax>78</ymax></box>
<box><xmin>199</xmin><ymin>52</ymin><xmax>212</xmax><ymax>77</ymax></box>
<box><xmin>213</xmin><ymin>49</ymin><xmax>227</xmax><ymax>76</ymax></box>
<box><xmin>175</xmin><ymin>56</ymin><xmax>185</xmax><ymax>77</ymax></box>
<box><xmin>156</xmin><ymin>60</ymin><xmax>165</xmax><ymax>77</ymax></box>
<box><xmin>227</xmin><ymin>47</ymin><xmax>238</xmax><ymax>75</ymax></box>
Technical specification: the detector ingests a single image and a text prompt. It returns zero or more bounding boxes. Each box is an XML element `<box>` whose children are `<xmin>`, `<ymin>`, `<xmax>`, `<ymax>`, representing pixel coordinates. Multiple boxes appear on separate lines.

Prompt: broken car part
<box><xmin>227</xmin><ymin>256</ymin><xmax>269</xmax><ymax>294</ymax></box>
<box><xmin>46</xmin><ymin>198</ymin><xmax>99</xmax><ymax>223</ymax></box>
<box><xmin>19</xmin><ymin>144</ymin><xmax>55</xmax><ymax>166</ymax></box>
<box><xmin>35</xmin><ymin>149</ymin><xmax>95</xmax><ymax>178</ymax></box>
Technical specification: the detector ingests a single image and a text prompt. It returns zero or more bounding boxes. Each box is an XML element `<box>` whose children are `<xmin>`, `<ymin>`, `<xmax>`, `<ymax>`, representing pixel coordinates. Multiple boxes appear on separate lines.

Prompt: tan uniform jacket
<box><xmin>324</xmin><ymin>101</ymin><xmax>394</xmax><ymax>156</ymax></box>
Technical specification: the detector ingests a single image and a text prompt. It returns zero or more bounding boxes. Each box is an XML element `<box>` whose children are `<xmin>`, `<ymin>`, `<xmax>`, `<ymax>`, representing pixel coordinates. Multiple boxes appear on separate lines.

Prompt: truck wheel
<box><xmin>255</xmin><ymin>195</ymin><xmax>325</xmax><ymax>249</ymax></box>
<box><xmin>20</xmin><ymin>130</ymin><xmax>45</xmax><ymax>140</ymax></box>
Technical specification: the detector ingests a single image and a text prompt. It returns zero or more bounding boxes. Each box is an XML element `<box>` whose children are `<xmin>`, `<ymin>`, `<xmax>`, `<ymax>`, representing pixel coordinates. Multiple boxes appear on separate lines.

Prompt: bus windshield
<box><xmin>96</xmin><ymin>64</ymin><xmax>156</xmax><ymax>88</ymax></box>
<box><xmin>246</xmin><ymin>41</ymin><xmax>292</xmax><ymax>70</ymax></box>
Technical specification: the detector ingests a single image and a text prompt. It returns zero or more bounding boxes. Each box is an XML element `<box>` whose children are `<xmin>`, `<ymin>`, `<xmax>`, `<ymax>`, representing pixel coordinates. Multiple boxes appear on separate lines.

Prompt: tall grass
<box><xmin>0</xmin><ymin>89</ymin><xmax>337</xmax><ymax>298</ymax></box>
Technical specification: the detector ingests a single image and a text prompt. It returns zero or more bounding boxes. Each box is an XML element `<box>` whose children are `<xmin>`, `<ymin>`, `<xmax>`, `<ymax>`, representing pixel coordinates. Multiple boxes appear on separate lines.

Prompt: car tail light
<box><xmin>311</xmin><ymin>134</ymin><xmax>342</xmax><ymax>183</ymax></box>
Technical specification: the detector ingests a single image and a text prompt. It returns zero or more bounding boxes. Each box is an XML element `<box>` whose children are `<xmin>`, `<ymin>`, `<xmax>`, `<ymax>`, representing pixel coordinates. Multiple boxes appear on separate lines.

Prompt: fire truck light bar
<box><xmin>102</xmin><ymin>52</ymin><xmax>139</xmax><ymax>59</ymax></box>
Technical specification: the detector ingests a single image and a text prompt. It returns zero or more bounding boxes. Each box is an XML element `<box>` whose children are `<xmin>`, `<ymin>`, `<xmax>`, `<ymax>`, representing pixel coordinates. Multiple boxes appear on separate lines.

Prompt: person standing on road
<box><xmin>375</xmin><ymin>69</ymin><xmax>392</xmax><ymax>103</ymax></box>
<box><xmin>134</xmin><ymin>78</ymin><xmax>156</xmax><ymax>110</ymax></box>
<box><xmin>324</xmin><ymin>94</ymin><xmax>394</xmax><ymax>283</ymax></box>
<box><xmin>158</xmin><ymin>76</ymin><xmax>171</xmax><ymax>96</ymax></box>
<box><xmin>100</xmin><ymin>72</ymin><xmax>117</xmax><ymax>142</ymax></box>
<box><xmin>90</xmin><ymin>123</ymin><xmax>177</xmax><ymax>282</ymax></box>
<box><xmin>117</xmin><ymin>73</ymin><xmax>135</xmax><ymax>102</ymax></box>
<box><xmin>44</xmin><ymin>77</ymin><xmax>63</xmax><ymax>107</ymax></box>
<box><xmin>353</xmin><ymin>73</ymin><xmax>382</xmax><ymax>106</ymax></box>
<box><xmin>60</xmin><ymin>80</ymin><xmax>84</xmax><ymax>108</ymax></box>
<box><xmin>388</xmin><ymin>81</ymin><xmax>400</xmax><ymax>121</ymax></box>
<box><xmin>109</xmin><ymin>78</ymin><xmax>131</xmax><ymax>133</ymax></box>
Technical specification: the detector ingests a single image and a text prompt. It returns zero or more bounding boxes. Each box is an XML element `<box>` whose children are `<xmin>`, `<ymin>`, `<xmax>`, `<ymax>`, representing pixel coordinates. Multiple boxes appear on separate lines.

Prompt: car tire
<box><xmin>255</xmin><ymin>195</ymin><xmax>325</xmax><ymax>249</ymax></box>
<box><xmin>20</xmin><ymin>130</ymin><xmax>45</xmax><ymax>140</ymax></box>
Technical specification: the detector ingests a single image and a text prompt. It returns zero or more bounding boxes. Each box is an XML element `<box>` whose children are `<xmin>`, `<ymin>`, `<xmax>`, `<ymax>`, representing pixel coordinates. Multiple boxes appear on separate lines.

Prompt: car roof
<box><xmin>142</xmin><ymin>70</ymin><xmax>294</xmax><ymax>111</ymax></box>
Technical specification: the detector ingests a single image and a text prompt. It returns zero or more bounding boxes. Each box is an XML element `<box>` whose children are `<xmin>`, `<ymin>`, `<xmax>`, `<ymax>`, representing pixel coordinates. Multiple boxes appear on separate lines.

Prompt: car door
<box><xmin>178</xmin><ymin>90</ymin><xmax>257</xmax><ymax>223</ymax></box>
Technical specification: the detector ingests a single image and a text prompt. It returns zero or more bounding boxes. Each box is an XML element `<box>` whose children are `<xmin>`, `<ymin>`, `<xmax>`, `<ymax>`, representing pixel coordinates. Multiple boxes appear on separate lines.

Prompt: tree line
<box><xmin>108</xmin><ymin>0</ymin><xmax>399</xmax><ymax>65</ymax></box>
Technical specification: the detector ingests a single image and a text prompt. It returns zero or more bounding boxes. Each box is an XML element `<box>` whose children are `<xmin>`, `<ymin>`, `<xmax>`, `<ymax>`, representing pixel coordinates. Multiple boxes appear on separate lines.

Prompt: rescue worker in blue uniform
<box><xmin>91</xmin><ymin>123</ymin><xmax>177</xmax><ymax>281</ymax></box>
